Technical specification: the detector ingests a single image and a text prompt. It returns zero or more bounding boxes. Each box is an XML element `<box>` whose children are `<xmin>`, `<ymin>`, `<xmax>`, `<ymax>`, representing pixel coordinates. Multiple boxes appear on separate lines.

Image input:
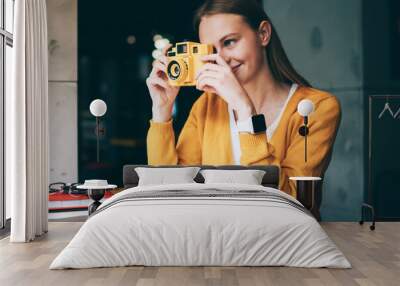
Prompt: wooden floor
<box><xmin>0</xmin><ymin>222</ymin><xmax>399</xmax><ymax>286</ymax></box>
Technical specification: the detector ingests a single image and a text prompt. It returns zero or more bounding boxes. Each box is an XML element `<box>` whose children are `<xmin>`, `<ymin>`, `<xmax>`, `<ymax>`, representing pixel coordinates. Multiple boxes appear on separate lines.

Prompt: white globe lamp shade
<box><xmin>90</xmin><ymin>99</ymin><xmax>107</xmax><ymax>117</ymax></box>
<box><xmin>297</xmin><ymin>99</ymin><xmax>315</xmax><ymax>117</ymax></box>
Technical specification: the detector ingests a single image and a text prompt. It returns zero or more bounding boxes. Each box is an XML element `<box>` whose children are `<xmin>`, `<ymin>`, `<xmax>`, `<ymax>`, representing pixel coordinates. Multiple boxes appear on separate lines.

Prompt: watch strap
<box><xmin>237</xmin><ymin>114</ymin><xmax>267</xmax><ymax>134</ymax></box>
<box><xmin>252</xmin><ymin>114</ymin><xmax>267</xmax><ymax>133</ymax></box>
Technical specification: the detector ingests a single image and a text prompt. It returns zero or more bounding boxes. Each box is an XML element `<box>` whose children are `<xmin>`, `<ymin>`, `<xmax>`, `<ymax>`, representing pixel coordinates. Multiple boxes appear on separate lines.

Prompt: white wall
<box><xmin>47</xmin><ymin>0</ymin><xmax>78</xmax><ymax>184</ymax></box>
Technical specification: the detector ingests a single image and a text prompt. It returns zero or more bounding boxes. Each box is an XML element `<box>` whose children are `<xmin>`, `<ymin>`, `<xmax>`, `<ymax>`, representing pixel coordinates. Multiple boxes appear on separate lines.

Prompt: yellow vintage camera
<box><xmin>166</xmin><ymin>42</ymin><xmax>214</xmax><ymax>86</ymax></box>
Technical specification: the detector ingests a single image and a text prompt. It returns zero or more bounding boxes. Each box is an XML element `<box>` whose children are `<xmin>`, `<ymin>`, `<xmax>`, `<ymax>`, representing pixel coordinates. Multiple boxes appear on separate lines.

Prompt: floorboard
<box><xmin>0</xmin><ymin>222</ymin><xmax>399</xmax><ymax>286</ymax></box>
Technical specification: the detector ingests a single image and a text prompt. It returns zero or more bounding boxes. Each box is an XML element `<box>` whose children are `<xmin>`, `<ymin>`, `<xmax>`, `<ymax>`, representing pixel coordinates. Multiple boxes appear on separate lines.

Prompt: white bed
<box><xmin>50</xmin><ymin>183</ymin><xmax>351</xmax><ymax>269</ymax></box>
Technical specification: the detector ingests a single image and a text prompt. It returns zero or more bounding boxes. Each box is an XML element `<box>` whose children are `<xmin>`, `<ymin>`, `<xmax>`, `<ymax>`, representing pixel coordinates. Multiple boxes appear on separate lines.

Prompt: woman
<box><xmin>145</xmin><ymin>0</ymin><xmax>341</xmax><ymax>197</ymax></box>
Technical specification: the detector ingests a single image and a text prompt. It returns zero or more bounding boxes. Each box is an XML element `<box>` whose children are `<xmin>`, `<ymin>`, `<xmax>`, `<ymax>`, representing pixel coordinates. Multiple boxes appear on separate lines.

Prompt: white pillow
<box><xmin>200</xmin><ymin>169</ymin><xmax>266</xmax><ymax>185</ymax></box>
<box><xmin>135</xmin><ymin>167</ymin><xmax>201</xmax><ymax>186</ymax></box>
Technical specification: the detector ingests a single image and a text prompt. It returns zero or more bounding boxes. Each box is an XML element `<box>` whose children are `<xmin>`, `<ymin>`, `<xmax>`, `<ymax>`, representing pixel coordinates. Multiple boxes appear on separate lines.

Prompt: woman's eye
<box><xmin>223</xmin><ymin>39</ymin><xmax>236</xmax><ymax>47</ymax></box>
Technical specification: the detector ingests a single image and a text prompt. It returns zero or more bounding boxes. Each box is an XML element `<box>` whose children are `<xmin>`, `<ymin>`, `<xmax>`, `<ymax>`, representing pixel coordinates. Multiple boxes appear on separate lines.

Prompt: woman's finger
<box><xmin>152</xmin><ymin>59</ymin><xmax>166</xmax><ymax>68</ymax></box>
<box><xmin>146</xmin><ymin>76</ymin><xmax>169</xmax><ymax>90</ymax></box>
<box><xmin>196</xmin><ymin>76</ymin><xmax>218</xmax><ymax>93</ymax></box>
<box><xmin>160</xmin><ymin>44</ymin><xmax>173</xmax><ymax>63</ymax></box>
<box><xmin>196</xmin><ymin>69</ymin><xmax>220</xmax><ymax>81</ymax></box>
<box><xmin>200</xmin><ymin>53</ymin><xmax>230</xmax><ymax>68</ymax></box>
<box><xmin>196</xmin><ymin>63</ymin><xmax>223</xmax><ymax>79</ymax></box>
<box><xmin>152</xmin><ymin>61</ymin><xmax>168</xmax><ymax>78</ymax></box>
<box><xmin>152</xmin><ymin>60</ymin><xmax>166</xmax><ymax>73</ymax></box>
<box><xmin>201</xmin><ymin>85</ymin><xmax>217</xmax><ymax>94</ymax></box>
<box><xmin>162</xmin><ymin>43</ymin><xmax>173</xmax><ymax>56</ymax></box>
<box><xmin>158</xmin><ymin>55</ymin><xmax>168</xmax><ymax>66</ymax></box>
<box><xmin>197</xmin><ymin>81</ymin><xmax>217</xmax><ymax>94</ymax></box>
<box><xmin>150</xmin><ymin>61</ymin><xmax>169</xmax><ymax>81</ymax></box>
<box><xmin>196</xmin><ymin>71</ymin><xmax>219</xmax><ymax>91</ymax></box>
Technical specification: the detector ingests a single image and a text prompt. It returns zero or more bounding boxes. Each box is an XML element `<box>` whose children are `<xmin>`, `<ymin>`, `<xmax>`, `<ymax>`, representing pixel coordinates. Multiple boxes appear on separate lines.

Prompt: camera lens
<box><xmin>173</xmin><ymin>65</ymin><xmax>180</xmax><ymax>75</ymax></box>
<box><xmin>167</xmin><ymin>59</ymin><xmax>188</xmax><ymax>83</ymax></box>
<box><xmin>167</xmin><ymin>60</ymin><xmax>181</xmax><ymax>80</ymax></box>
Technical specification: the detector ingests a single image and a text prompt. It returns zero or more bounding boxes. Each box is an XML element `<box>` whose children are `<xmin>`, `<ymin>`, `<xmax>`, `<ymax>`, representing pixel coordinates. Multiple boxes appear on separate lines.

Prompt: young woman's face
<box><xmin>199</xmin><ymin>13</ymin><xmax>268</xmax><ymax>85</ymax></box>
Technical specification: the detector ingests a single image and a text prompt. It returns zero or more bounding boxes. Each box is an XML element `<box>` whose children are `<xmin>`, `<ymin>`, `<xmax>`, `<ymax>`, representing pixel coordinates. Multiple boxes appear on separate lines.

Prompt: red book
<box><xmin>48</xmin><ymin>191</ymin><xmax>113</xmax><ymax>212</ymax></box>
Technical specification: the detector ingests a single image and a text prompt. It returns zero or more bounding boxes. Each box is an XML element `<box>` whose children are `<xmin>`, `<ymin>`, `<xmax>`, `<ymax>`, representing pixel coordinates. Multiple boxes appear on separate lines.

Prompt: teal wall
<box><xmin>263</xmin><ymin>0</ymin><xmax>364</xmax><ymax>220</ymax></box>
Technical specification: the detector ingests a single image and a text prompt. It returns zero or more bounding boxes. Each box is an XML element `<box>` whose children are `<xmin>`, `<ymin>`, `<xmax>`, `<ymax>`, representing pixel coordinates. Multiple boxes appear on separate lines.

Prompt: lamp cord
<box><xmin>304</xmin><ymin>116</ymin><xmax>308</xmax><ymax>163</ymax></box>
<box><xmin>96</xmin><ymin>117</ymin><xmax>100</xmax><ymax>163</ymax></box>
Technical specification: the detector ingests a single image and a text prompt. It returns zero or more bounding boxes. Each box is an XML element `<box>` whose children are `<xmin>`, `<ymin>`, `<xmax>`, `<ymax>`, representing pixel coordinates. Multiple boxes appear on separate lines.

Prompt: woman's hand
<box><xmin>195</xmin><ymin>54</ymin><xmax>255</xmax><ymax>121</ymax></box>
<box><xmin>146</xmin><ymin>44</ymin><xmax>180</xmax><ymax>122</ymax></box>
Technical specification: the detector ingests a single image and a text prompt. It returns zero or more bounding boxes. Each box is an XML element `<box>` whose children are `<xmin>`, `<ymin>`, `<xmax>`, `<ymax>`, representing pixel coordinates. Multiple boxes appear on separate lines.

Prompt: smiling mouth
<box><xmin>231</xmin><ymin>64</ymin><xmax>242</xmax><ymax>72</ymax></box>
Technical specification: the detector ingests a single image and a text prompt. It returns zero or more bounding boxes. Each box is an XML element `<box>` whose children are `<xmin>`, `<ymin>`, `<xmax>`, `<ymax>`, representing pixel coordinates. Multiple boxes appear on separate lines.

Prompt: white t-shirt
<box><xmin>228</xmin><ymin>83</ymin><xmax>298</xmax><ymax>165</ymax></box>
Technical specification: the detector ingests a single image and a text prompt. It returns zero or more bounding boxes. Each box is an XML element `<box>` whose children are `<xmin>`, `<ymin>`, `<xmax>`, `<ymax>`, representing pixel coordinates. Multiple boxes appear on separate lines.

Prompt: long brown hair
<box><xmin>194</xmin><ymin>0</ymin><xmax>311</xmax><ymax>87</ymax></box>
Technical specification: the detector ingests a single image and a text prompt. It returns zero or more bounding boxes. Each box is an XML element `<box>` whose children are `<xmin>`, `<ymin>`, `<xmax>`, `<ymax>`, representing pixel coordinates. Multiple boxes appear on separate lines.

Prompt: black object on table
<box><xmin>296</xmin><ymin>180</ymin><xmax>316</xmax><ymax>209</ymax></box>
<box><xmin>87</xmin><ymin>189</ymin><xmax>106</xmax><ymax>215</ymax></box>
<box><xmin>77</xmin><ymin>181</ymin><xmax>117</xmax><ymax>215</ymax></box>
<box><xmin>290</xmin><ymin>177</ymin><xmax>322</xmax><ymax>221</ymax></box>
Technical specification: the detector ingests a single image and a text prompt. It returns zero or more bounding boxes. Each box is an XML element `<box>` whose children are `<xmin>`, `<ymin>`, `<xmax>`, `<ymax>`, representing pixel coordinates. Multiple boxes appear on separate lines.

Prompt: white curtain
<box><xmin>7</xmin><ymin>0</ymin><xmax>49</xmax><ymax>242</ymax></box>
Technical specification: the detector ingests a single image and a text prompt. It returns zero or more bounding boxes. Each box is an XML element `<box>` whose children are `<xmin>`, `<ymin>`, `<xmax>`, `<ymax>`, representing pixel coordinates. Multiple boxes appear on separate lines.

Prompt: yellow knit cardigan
<box><xmin>147</xmin><ymin>86</ymin><xmax>341</xmax><ymax>197</ymax></box>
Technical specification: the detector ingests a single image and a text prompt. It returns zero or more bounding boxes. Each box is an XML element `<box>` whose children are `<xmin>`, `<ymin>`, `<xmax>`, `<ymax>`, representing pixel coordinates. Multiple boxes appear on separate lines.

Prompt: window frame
<box><xmin>1</xmin><ymin>0</ymin><xmax>14</xmax><ymax>230</ymax></box>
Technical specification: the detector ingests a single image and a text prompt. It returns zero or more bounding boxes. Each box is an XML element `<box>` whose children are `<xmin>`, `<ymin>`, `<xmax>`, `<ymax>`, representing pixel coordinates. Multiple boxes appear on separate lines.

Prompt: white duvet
<box><xmin>50</xmin><ymin>183</ymin><xmax>351</xmax><ymax>269</ymax></box>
